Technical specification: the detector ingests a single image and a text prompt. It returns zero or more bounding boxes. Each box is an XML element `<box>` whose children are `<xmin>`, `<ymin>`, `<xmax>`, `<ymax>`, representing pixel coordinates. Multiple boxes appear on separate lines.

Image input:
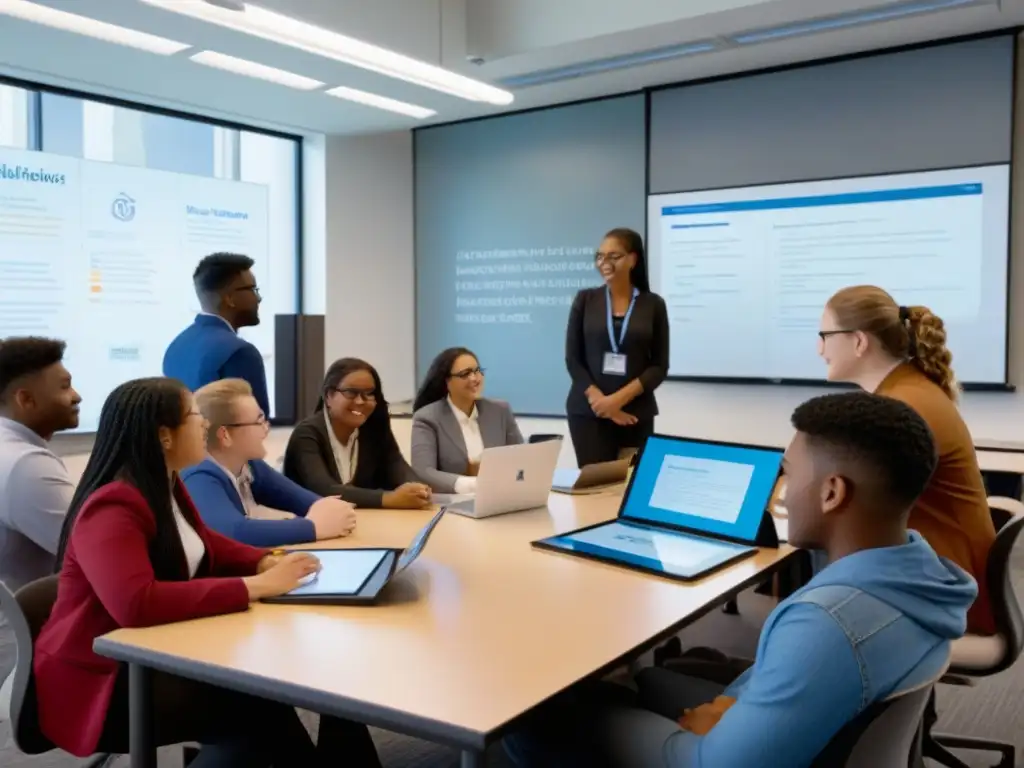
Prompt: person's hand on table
<box><xmin>306</xmin><ymin>496</ymin><xmax>357</xmax><ymax>539</ymax></box>
<box><xmin>678</xmin><ymin>696</ymin><xmax>737</xmax><ymax>735</ymax></box>
<box><xmin>245</xmin><ymin>552</ymin><xmax>321</xmax><ymax>599</ymax></box>
<box><xmin>383</xmin><ymin>482</ymin><xmax>432</xmax><ymax>509</ymax></box>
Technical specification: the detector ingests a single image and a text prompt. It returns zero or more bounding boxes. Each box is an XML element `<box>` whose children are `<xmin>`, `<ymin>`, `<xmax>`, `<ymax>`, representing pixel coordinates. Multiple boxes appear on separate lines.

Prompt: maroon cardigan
<box><xmin>33</xmin><ymin>480</ymin><xmax>266</xmax><ymax>756</ymax></box>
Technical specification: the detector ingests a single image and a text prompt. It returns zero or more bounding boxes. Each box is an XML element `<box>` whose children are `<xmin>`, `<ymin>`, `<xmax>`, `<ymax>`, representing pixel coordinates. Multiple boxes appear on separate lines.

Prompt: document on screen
<box><xmin>647</xmin><ymin>455</ymin><xmax>755</xmax><ymax>524</ymax></box>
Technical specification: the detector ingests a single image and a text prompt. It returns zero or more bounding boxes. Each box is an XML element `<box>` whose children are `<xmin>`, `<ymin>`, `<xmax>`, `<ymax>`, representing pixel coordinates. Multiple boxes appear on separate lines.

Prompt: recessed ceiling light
<box><xmin>138</xmin><ymin>0</ymin><xmax>513</xmax><ymax>105</ymax></box>
<box><xmin>324</xmin><ymin>86</ymin><xmax>435</xmax><ymax>119</ymax></box>
<box><xmin>0</xmin><ymin>0</ymin><xmax>190</xmax><ymax>55</ymax></box>
<box><xmin>190</xmin><ymin>50</ymin><xmax>324</xmax><ymax>90</ymax></box>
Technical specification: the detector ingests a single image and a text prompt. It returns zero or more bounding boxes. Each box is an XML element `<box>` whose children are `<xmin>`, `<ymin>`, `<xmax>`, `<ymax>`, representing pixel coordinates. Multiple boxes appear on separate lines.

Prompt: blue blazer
<box><xmin>163</xmin><ymin>314</ymin><xmax>271</xmax><ymax>415</ymax></box>
<box><xmin>181</xmin><ymin>458</ymin><xmax>320</xmax><ymax>547</ymax></box>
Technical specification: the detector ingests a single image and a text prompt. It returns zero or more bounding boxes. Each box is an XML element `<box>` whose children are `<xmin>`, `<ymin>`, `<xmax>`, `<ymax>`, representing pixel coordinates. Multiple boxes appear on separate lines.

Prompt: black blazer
<box><xmin>564</xmin><ymin>287</ymin><xmax>670</xmax><ymax>419</ymax></box>
<box><xmin>282</xmin><ymin>413</ymin><xmax>421</xmax><ymax>508</ymax></box>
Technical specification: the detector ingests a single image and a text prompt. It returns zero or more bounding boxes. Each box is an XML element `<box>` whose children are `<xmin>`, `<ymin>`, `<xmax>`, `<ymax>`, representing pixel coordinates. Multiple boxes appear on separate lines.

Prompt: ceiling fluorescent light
<box><xmin>325</xmin><ymin>86</ymin><xmax>436</xmax><ymax>119</ymax></box>
<box><xmin>138</xmin><ymin>0</ymin><xmax>514</xmax><ymax>106</ymax></box>
<box><xmin>733</xmin><ymin>0</ymin><xmax>984</xmax><ymax>44</ymax></box>
<box><xmin>499</xmin><ymin>41</ymin><xmax>717</xmax><ymax>89</ymax></box>
<box><xmin>191</xmin><ymin>50</ymin><xmax>324</xmax><ymax>90</ymax></box>
<box><xmin>0</xmin><ymin>0</ymin><xmax>189</xmax><ymax>55</ymax></box>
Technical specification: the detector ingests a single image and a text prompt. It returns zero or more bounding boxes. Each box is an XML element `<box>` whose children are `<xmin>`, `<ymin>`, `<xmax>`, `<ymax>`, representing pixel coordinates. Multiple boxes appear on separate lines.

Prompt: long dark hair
<box><xmin>413</xmin><ymin>347</ymin><xmax>476</xmax><ymax>412</ymax></box>
<box><xmin>605</xmin><ymin>227</ymin><xmax>650</xmax><ymax>293</ymax></box>
<box><xmin>56</xmin><ymin>377</ymin><xmax>190</xmax><ymax>580</ymax></box>
<box><xmin>316</xmin><ymin>357</ymin><xmax>392</xmax><ymax>445</ymax></box>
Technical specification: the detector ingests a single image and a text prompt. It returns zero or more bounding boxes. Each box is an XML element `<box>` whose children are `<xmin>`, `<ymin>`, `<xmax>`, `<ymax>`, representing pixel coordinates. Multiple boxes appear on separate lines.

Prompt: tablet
<box><xmin>262</xmin><ymin>548</ymin><xmax>398</xmax><ymax>605</ymax></box>
<box><xmin>534</xmin><ymin>519</ymin><xmax>757</xmax><ymax>582</ymax></box>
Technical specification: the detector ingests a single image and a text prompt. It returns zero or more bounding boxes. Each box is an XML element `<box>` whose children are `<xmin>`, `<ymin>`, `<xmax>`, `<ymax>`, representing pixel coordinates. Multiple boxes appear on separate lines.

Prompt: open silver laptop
<box><xmin>446</xmin><ymin>440</ymin><xmax>562</xmax><ymax>519</ymax></box>
<box><xmin>552</xmin><ymin>457</ymin><xmax>631</xmax><ymax>494</ymax></box>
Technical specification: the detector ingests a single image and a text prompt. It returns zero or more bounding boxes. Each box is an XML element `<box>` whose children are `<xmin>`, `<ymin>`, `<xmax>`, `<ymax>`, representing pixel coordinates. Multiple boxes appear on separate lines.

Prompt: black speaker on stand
<box><xmin>273</xmin><ymin>314</ymin><xmax>325</xmax><ymax>425</ymax></box>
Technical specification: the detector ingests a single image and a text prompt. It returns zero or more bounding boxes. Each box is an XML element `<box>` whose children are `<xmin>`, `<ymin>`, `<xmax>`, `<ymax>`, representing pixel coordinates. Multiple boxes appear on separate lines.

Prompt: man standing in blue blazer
<box><xmin>183</xmin><ymin>378</ymin><xmax>357</xmax><ymax>547</ymax></box>
<box><xmin>163</xmin><ymin>252</ymin><xmax>272</xmax><ymax>415</ymax></box>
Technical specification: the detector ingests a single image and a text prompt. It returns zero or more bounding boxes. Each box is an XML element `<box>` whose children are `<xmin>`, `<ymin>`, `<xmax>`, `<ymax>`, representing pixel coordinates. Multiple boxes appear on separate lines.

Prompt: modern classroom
<box><xmin>2</xmin><ymin>0</ymin><xmax>1024</xmax><ymax>767</ymax></box>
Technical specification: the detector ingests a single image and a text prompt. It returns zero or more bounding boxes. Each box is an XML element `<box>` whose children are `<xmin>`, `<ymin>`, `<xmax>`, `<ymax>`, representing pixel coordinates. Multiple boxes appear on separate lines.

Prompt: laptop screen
<box><xmin>620</xmin><ymin>435</ymin><xmax>783</xmax><ymax>542</ymax></box>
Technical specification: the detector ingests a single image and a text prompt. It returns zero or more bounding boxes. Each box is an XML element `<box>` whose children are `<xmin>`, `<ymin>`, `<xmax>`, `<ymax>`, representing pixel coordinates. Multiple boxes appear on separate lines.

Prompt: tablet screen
<box><xmin>622</xmin><ymin>436</ymin><xmax>783</xmax><ymax>542</ymax></box>
<box><xmin>544</xmin><ymin>520</ymin><xmax>755</xmax><ymax>579</ymax></box>
<box><xmin>285</xmin><ymin>549</ymin><xmax>389</xmax><ymax>596</ymax></box>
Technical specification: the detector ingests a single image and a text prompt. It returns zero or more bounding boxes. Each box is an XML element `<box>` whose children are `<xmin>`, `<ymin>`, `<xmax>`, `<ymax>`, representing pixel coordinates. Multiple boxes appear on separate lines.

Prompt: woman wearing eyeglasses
<box><xmin>410</xmin><ymin>347</ymin><xmax>524</xmax><ymax>494</ymax></box>
<box><xmin>182</xmin><ymin>378</ymin><xmax>358</xmax><ymax>547</ymax></box>
<box><xmin>283</xmin><ymin>358</ymin><xmax>432</xmax><ymax>509</ymax></box>
<box><xmin>564</xmin><ymin>228</ymin><xmax>670</xmax><ymax>467</ymax></box>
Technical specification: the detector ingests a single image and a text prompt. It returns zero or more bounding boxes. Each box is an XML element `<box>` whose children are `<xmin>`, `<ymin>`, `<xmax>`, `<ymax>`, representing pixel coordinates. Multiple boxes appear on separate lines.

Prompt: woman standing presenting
<box><xmin>564</xmin><ymin>228</ymin><xmax>669</xmax><ymax>467</ymax></box>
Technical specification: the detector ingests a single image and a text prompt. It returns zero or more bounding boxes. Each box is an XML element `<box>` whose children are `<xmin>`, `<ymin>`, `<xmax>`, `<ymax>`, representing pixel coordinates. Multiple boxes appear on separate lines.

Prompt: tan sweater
<box><xmin>877</xmin><ymin>364</ymin><xmax>996</xmax><ymax>635</ymax></box>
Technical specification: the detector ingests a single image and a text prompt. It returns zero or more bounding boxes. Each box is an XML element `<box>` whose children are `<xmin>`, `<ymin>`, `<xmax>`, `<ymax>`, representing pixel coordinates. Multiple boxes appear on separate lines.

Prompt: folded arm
<box><xmin>71</xmin><ymin>501</ymin><xmax>252</xmax><ymax>628</ymax></box>
<box><xmin>664</xmin><ymin>604</ymin><xmax>863</xmax><ymax>767</ymax></box>
<box><xmin>184</xmin><ymin>470</ymin><xmax>315</xmax><ymax>548</ymax></box>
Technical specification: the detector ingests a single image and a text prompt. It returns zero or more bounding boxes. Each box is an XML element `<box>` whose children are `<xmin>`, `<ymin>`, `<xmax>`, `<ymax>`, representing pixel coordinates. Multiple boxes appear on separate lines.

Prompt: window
<box><xmin>1</xmin><ymin>87</ymin><xmax>301</xmax><ymax>429</ymax></box>
<box><xmin>0</xmin><ymin>85</ymin><xmax>30</xmax><ymax>149</ymax></box>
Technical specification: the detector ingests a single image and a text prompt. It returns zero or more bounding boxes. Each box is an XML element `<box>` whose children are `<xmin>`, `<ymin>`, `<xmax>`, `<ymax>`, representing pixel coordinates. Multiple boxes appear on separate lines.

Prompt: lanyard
<box><xmin>606</xmin><ymin>287</ymin><xmax>638</xmax><ymax>354</ymax></box>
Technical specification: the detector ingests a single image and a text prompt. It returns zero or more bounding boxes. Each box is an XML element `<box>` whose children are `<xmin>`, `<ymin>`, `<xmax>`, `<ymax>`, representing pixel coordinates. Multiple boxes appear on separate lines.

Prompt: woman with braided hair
<box><xmin>817</xmin><ymin>285</ymin><xmax>996</xmax><ymax>634</ymax></box>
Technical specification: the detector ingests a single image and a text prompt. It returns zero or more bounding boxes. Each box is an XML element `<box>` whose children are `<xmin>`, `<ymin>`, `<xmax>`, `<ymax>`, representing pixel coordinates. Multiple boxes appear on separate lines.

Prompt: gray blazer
<box><xmin>411</xmin><ymin>398</ymin><xmax>524</xmax><ymax>493</ymax></box>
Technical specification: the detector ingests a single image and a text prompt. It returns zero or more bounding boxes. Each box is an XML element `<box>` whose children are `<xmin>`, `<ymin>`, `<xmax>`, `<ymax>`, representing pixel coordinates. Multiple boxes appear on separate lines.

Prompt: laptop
<box><xmin>533</xmin><ymin>434</ymin><xmax>784</xmax><ymax>582</ymax></box>
<box><xmin>447</xmin><ymin>439</ymin><xmax>562</xmax><ymax>519</ymax></box>
<box><xmin>262</xmin><ymin>506</ymin><xmax>447</xmax><ymax>605</ymax></box>
<box><xmin>552</xmin><ymin>457</ymin><xmax>631</xmax><ymax>494</ymax></box>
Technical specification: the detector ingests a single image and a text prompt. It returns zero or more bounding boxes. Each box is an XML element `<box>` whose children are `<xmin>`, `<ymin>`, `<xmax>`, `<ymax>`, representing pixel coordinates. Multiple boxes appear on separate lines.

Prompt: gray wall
<box><xmin>415</xmin><ymin>94</ymin><xmax>646</xmax><ymax>415</ymax></box>
<box><xmin>649</xmin><ymin>36</ymin><xmax>1015</xmax><ymax>194</ymax></box>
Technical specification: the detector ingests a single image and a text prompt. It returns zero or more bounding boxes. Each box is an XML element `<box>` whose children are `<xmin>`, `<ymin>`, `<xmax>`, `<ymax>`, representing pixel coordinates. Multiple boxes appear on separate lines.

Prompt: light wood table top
<box><xmin>95</xmin><ymin>492</ymin><xmax>795</xmax><ymax>749</ymax></box>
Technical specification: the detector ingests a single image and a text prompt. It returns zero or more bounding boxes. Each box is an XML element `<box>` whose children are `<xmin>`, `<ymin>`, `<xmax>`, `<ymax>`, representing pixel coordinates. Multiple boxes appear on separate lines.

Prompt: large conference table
<box><xmin>94</xmin><ymin>490</ymin><xmax>796</xmax><ymax>767</ymax></box>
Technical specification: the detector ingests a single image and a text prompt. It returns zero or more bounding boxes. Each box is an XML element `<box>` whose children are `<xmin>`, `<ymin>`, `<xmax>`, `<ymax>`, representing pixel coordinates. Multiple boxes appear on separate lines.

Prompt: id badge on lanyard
<box><xmin>603</xmin><ymin>287</ymin><xmax>637</xmax><ymax>376</ymax></box>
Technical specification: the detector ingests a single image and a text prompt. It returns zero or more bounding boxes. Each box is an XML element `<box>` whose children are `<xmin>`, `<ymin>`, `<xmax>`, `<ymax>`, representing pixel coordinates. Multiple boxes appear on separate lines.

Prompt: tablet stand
<box><xmin>752</xmin><ymin>508</ymin><xmax>780</xmax><ymax>548</ymax></box>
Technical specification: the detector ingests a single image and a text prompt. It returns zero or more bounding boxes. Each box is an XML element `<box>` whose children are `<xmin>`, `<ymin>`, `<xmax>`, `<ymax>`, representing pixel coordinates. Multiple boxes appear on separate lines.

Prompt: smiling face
<box><xmin>448</xmin><ymin>353</ymin><xmax>484</xmax><ymax>402</ymax></box>
<box><xmin>325</xmin><ymin>368</ymin><xmax>378</xmax><ymax>430</ymax></box>
<box><xmin>595</xmin><ymin>235</ymin><xmax>636</xmax><ymax>287</ymax></box>
<box><xmin>818</xmin><ymin>306</ymin><xmax>865</xmax><ymax>382</ymax></box>
<box><xmin>782</xmin><ymin>431</ymin><xmax>847</xmax><ymax>550</ymax></box>
<box><xmin>221</xmin><ymin>394</ymin><xmax>269</xmax><ymax>461</ymax></box>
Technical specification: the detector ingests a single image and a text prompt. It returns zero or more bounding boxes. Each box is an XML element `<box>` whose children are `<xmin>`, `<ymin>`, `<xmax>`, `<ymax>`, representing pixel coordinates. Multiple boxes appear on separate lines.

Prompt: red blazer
<box><xmin>33</xmin><ymin>480</ymin><xmax>267</xmax><ymax>757</ymax></box>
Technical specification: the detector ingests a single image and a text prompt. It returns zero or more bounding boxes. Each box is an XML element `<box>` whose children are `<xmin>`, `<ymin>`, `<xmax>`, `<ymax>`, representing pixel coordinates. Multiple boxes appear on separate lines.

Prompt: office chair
<box><xmin>921</xmin><ymin>500</ymin><xmax>1024</xmax><ymax>768</ymax></box>
<box><xmin>809</xmin><ymin>669</ymin><xmax>940</xmax><ymax>768</ymax></box>
<box><xmin>0</xmin><ymin>576</ymin><xmax>114</xmax><ymax>768</ymax></box>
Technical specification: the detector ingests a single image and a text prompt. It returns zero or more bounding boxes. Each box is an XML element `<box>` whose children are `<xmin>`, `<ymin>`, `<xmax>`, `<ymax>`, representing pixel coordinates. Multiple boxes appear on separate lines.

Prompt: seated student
<box><xmin>821</xmin><ymin>285</ymin><xmax>996</xmax><ymax>634</ymax></box>
<box><xmin>34</xmin><ymin>377</ymin><xmax>381</xmax><ymax>767</ymax></box>
<box><xmin>503</xmin><ymin>392</ymin><xmax>976</xmax><ymax>768</ymax></box>
<box><xmin>411</xmin><ymin>346</ymin><xmax>524</xmax><ymax>493</ymax></box>
<box><xmin>182</xmin><ymin>378</ymin><xmax>357</xmax><ymax>547</ymax></box>
<box><xmin>0</xmin><ymin>337</ymin><xmax>80</xmax><ymax>591</ymax></box>
<box><xmin>284</xmin><ymin>358</ymin><xmax>432</xmax><ymax>509</ymax></box>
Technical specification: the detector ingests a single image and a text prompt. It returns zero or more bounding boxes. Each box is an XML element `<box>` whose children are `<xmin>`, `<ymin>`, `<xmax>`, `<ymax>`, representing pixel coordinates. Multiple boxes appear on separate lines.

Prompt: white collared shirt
<box><xmin>209</xmin><ymin>456</ymin><xmax>257</xmax><ymax>517</ymax></box>
<box><xmin>449</xmin><ymin>397</ymin><xmax>483</xmax><ymax>495</ymax></box>
<box><xmin>325</xmin><ymin>410</ymin><xmax>359</xmax><ymax>484</ymax></box>
<box><xmin>172</xmin><ymin>499</ymin><xmax>206</xmax><ymax>578</ymax></box>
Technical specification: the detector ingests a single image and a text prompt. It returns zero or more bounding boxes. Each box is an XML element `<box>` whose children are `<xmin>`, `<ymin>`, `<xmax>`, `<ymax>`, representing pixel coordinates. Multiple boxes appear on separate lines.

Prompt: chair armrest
<box><xmin>987</xmin><ymin>496</ymin><xmax>1024</xmax><ymax>516</ymax></box>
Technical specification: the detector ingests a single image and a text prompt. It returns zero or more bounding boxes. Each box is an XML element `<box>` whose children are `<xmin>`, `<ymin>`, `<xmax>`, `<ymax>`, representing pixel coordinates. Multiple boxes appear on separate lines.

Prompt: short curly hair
<box><xmin>791</xmin><ymin>391</ymin><xmax>937</xmax><ymax>506</ymax></box>
<box><xmin>0</xmin><ymin>337</ymin><xmax>67</xmax><ymax>402</ymax></box>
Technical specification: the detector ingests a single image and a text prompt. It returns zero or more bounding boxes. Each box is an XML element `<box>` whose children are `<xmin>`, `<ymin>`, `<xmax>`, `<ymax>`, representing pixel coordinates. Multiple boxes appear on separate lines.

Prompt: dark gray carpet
<box><xmin>4</xmin><ymin>550</ymin><xmax>1022</xmax><ymax>767</ymax></box>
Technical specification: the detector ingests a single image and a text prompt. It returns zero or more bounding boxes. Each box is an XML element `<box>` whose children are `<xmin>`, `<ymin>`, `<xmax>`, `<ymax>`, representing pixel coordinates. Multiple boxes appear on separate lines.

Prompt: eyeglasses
<box><xmin>594</xmin><ymin>251</ymin><xmax>627</xmax><ymax>265</ymax></box>
<box><xmin>450</xmin><ymin>367</ymin><xmax>485</xmax><ymax>380</ymax></box>
<box><xmin>226</xmin><ymin>413</ymin><xmax>269</xmax><ymax>429</ymax></box>
<box><xmin>235</xmin><ymin>285</ymin><xmax>261</xmax><ymax>299</ymax></box>
<box><xmin>818</xmin><ymin>330</ymin><xmax>857</xmax><ymax>341</ymax></box>
<box><xmin>333</xmin><ymin>387</ymin><xmax>377</xmax><ymax>403</ymax></box>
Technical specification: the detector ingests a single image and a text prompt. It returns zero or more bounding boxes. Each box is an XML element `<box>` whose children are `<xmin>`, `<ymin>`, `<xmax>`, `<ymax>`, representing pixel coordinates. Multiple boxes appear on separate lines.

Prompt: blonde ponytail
<box><xmin>905</xmin><ymin>306</ymin><xmax>959</xmax><ymax>401</ymax></box>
